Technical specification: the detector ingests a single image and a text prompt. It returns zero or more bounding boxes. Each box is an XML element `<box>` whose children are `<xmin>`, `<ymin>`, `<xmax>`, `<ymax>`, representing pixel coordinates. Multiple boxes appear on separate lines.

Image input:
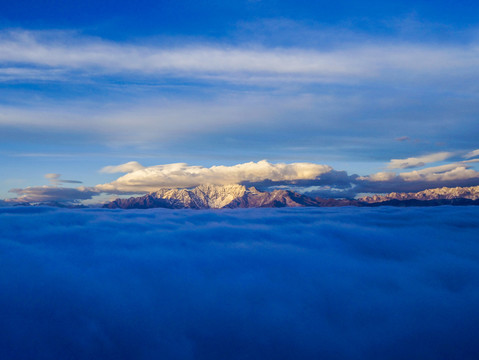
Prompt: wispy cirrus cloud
<box><xmin>465</xmin><ymin>149</ymin><xmax>479</xmax><ymax>159</ymax></box>
<box><xmin>1</xmin><ymin>29</ymin><xmax>479</xmax><ymax>162</ymax></box>
<box><xmin>1</xmin><ymin>29</ymin><xmax>479</xmax><ymax>84</ymax></box>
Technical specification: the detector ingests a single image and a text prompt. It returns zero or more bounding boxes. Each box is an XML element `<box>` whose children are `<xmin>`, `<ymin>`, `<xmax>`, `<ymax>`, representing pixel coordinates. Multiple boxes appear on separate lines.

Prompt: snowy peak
<box><xmin>152</xmin><ymin>184</ymin><xmax>247</xmax><ymax>209</ymax></box>
<box><xmin>103</xmin><ymin>184</ymin><xmax>479</xmax><ymax>209</ymax></box>
<box><xmin>192</xmin><ymin>184</ymin><xmax>247</xmax><ymax>208</ymax></box>
<box><xmin>105</xmin><ymin>184</ymin><xmax>316</xmax><ymax>209</ymax></box>
<box><xmin>359</xmin><ymin>185</ymin><xmax>479</xmax><ymax>203</ymax></box>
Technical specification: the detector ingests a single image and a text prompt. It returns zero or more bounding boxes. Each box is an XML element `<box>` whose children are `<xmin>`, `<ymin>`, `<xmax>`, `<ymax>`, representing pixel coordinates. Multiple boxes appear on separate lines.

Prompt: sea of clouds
<box><xmin>1</xmin><ymin>206</ymin><xmax>478</xmax><ymax>359</ymax></box>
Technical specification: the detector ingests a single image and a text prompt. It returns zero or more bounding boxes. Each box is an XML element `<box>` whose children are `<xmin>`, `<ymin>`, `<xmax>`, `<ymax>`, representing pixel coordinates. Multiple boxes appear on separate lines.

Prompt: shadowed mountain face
<box><xmin>104</xmin><ymin>184</ymin><xmax>479</xmax><ymax>209</ymax></box>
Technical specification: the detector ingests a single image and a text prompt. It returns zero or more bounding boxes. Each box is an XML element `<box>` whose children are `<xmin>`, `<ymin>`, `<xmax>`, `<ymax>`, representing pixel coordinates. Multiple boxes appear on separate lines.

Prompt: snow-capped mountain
<box><xmin>104</xmin><ymin>184</ymin><xmax>320</xmax><ymax>209</ymax></box>
<box><xmin>359</xmin><ymin>185</ymin><xmax>479</xmax><ymax>203</ymax></box>
<box><xmin>103</xmin><ymin>184</ymin><xmax>479</xmax><ymax>209</ymax></box>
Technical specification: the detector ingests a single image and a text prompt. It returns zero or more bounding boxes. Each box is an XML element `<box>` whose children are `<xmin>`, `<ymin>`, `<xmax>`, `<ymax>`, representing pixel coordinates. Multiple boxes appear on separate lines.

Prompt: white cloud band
<box><xmin>387</xmin><ymin>152</ymin><xmax>454</xmax><ymax>169</ymax></box>
<box><xmin>1</xmin><ymin>30</ymin><xmax>479</xmax><ymax>83</ymax></box>
<box><xmin>96</xmin><ymin>160</ymin><xmax>333</xmax><ymax>193</ymax></box>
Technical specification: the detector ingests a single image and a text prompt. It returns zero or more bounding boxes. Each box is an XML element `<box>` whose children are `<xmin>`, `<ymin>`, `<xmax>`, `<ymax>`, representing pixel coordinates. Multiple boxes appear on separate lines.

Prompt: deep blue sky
<box><xmin>1</xmin><ymin>0</ymin><xmax>478</xmax><ymax>202</ymax></box>
<box><xmin>3</xmin><ymin>0</ymin><xmax>479</xmax><ymax>38</ymax></box>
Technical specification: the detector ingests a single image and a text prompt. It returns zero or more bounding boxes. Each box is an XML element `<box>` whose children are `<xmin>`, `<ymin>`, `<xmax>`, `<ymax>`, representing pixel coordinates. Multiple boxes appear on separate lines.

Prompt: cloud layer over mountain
<box><xmin>4</xmin><ymin>156</ymin><xmax>479</xmax><ymax>203</ymax></box>
<box><xmin>357</xmin><ymin>161</ymin><xmax>479</xmax><ymax>193</ymax></box>
<box><xmin>1</xmin><ymin>206</ymin><xmax>479</xmax><ymax>359</ymax></box>
<box><xmin>96</xmin><ymin>160</ymin><xmax>333</xmax><ymax>193</ymax></box>
<box><xmin>94</xmin><ymin>158</ymin><xmax>479</xmax><ymax>198</ymax></box>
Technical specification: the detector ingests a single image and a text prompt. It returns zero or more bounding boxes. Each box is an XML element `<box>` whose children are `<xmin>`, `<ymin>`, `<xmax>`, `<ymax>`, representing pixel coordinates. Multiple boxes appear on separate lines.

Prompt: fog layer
<box><xmin>1</xmin><ymin>207</ymin><xmax>478</xmax><ymax>359</ymax></box>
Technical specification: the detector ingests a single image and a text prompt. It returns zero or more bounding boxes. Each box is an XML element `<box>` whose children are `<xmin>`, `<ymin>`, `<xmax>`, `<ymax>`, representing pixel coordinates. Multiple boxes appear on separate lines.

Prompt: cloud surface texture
<box><xmin>8</xmin><ymin>186</ymin><xmax>98</xmax><ymax>203</ymax></box>
<box><xmin>97</xmin><ymin>160</ymin><xmax>333</xmax><ymax>193</ymax></box>
<box><xmin>2</xmin><ymin>30</ymin><xmax>479</xmax><ymax>83</ymax></box>
<box><xmin>387</xmin><ymin>152</ymin><xmax>454</xmax><ymax>169</ymax></box>
<box><xmin>1</xmin><ymin>206</ymin><xmax>479</xmax><ymax>359</ymax></box>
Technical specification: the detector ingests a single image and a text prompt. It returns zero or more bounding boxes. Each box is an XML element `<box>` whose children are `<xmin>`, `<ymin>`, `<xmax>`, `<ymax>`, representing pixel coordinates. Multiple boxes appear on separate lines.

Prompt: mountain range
<box><xmin>360</xmin><ymin>186</ymin><xmax>479</xmax><ymax>202</ymax></box>
<box><xmin>105</xmin><ymin>184</ymin><xmax>321</xmax><ymax>209</ymax></box>
<box><xmin>104</xmin><ymin>184</ymin><xmax>479</xmax><ymax>209</ymax></box>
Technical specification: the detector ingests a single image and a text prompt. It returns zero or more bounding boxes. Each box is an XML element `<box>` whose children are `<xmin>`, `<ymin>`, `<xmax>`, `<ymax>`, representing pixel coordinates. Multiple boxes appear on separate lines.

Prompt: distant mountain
<box><xmin>103</xmin><ymin>184</ymin><xmax>479</xmax><ymax>209</ymax></box>
<box><xmin>359</xmin><ymin>185</ymin><xmax>479</xmax><ymax>203</ymax></box>
<box><xmin>365</xmin><ymin>198</ymin><xmax>479</xmax><ymax>207</ymax></box>
<box><xmin>104</xmin><ymin>184</ymin><xmax>322</xmax><ymax>209</ymax></box>
<box><xmin>313</xmin><ymin>198</ymin><xmax>360</xmax><ymax>207</ymax></box>
<box><xmin>8</xmin><ymin>201</ymin><xmax>88</xmax><ymax>208</ymax></box>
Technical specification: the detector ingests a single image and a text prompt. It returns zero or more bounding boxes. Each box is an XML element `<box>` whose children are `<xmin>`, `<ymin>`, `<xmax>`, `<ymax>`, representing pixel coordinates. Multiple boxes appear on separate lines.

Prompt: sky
<box><xmin>2</xmin><ymin>206</ymin><xmax>479</xmax><ymax>359</ymax></box>
<box><xmin>1</xmin><ymin>0</ymin><xmax>479</xmax><ymax>203</ymax></box>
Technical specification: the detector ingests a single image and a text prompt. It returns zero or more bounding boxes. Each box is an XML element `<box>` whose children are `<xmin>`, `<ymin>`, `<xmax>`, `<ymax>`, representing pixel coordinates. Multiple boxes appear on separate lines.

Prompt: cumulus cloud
<box><xmin>94</xmin><ymin>157</ymin><xmax>479</xmax><ymax>198</ymax></box>
<box><xmin>356</xmin><ymin>162</ymin><xmax>479</xmax><ymax>193</ymax></box>
<box><xmin>387</xmin><ymin>151</ymin><xmax>454</xmax><ymax>169</ymax></box>
<box><xmin>5</xmin><ymin>154</ymin><xmax>479</xmax><ymax>204</ymax></box>
<box><xmin>8</xmin><ymin>186</ymin><xmax>98</xmax><ymax>203</ymax></box>
<box><xmin>370</xmin><ymin>163</ymin><xmax>479</xmax><ymax>182</ymax></box>
<box><xmin>95</xmin><ymin>160</ymin><xmax>333</xmax><ymax>193</ymax></box>
<box><xmin>398</xmin><ymin>163</ymin><xmax>479</xmax><ymax>182</ymax></box>
<box><xmin>360</xmin><ymin>150</ymin><xmax>479</xmax><ymax>193</ymax></box>
<box><xmin>1</xmin><ymin>207</ymin><xmax>479</xmax><ymax>359</ymax></box>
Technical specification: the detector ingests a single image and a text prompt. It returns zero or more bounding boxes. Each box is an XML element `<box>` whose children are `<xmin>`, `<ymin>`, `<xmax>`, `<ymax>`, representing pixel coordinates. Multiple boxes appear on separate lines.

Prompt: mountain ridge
<box><xmin>359</xmin><ymin>185</ymin><xmax>479</xmax><ymax>203</ymax></box>
<box><xmin>104</xmin><ymin>184</ymin><xmax>320</xmax><ymax>209</ymax></box>
<box><xmin>104</xmin><ymin>184</ymin><xmax>479</xmax><ymax>209</ymax></box>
